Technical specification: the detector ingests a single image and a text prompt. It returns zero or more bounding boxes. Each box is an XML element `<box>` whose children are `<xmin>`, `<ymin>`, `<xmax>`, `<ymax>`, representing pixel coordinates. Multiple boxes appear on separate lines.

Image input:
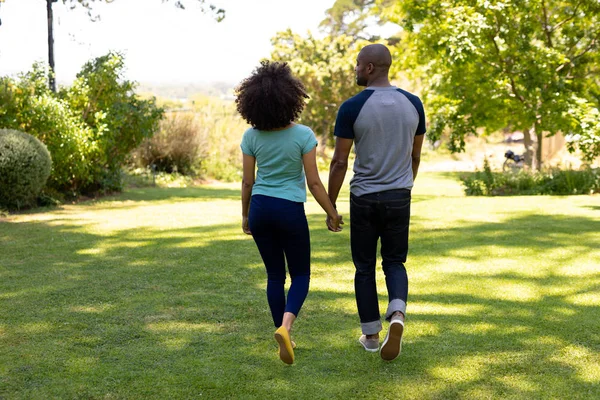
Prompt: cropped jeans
<box><xmin>248</xmin><ymin>195</ymin><xmax>311</xmax><ymax>328</ymax></box>
<box><xmin>350</xmin><ymin>189</ymin><xmax>411</xmax><ymax>335</ymax></box>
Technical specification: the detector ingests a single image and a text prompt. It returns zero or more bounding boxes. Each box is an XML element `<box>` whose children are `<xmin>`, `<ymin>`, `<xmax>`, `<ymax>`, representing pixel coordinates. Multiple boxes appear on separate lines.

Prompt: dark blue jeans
<box><xmin>248</xmin><ymin>195</ymin><xmax>311</xmax><ymax>328</ymax></box>
<box><xmin>350</xmin><ymin>189</ymin><xmax>411</xmax><ymax>335</ymax></box>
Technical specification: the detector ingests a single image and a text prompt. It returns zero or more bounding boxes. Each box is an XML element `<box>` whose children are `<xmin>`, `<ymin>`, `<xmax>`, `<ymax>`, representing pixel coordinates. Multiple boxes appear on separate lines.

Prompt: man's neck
<box><xmin>366</xmin><ymin>77</ymin><xmax>392</xmax><ymax>87</ymax></box>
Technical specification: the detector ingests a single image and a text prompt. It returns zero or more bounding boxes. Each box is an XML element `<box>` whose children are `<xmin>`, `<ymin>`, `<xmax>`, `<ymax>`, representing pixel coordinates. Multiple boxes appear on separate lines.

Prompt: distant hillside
<box><xmin>136</xmin><ymin>81</ymin><xmax>235</xmax><ymax>100</ymax></box>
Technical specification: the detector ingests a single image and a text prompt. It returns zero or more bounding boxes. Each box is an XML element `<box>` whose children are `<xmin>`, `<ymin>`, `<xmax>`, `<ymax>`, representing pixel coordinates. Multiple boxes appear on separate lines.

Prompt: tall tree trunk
<box><xmin>534</xmin><ymin>122</ymin><xmax>543</xmax><ymax>170</ymax></box>
<box><xmin>523</xmin><ymin>127</ymin><xmax>534</xmax><ymax>168</ymax></box>
<box><xmin>47</xmin><ymin>0</ymin><xmax>56</xmax><ymax>92</ymax></box>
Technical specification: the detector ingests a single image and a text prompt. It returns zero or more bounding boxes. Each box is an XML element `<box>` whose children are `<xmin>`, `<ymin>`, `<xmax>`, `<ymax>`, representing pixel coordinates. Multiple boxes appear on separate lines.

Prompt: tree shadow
<box><xmin>1</xmin><ymin>199</ymin><xmax>599</xmax><ymax>398</ymax></box>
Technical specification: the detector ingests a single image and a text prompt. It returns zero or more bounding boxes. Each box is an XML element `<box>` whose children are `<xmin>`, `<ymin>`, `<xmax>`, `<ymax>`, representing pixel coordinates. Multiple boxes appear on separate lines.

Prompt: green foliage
<box><xmin>191</xmin><ymin>96</ymin><xmax>248</xmax><ymax>181</ymax></box>
<box><xmin>377</xmin><ymin>0</ymin><xmax>600</xmax><ymax>167</ymax></box>
<box><xmin>0</xmin><ymin>53</ymin><xmax>164</xmax><ymax>196</ymax></box>
<box><xmin>63</xmin><ymin>52</ymin><xmax>164</xmax><ymax>191</ymax></box>
<box><xmin>130</xmin><ymin>95</ymin><xmax>247</xmax><ymax>182</ymax></box>
<box><xmin>0</xmin><ymin>67</ymin><xmax>98</xmax><ymax>194</ymax></box>
<box><xmin>54</xmin><ymin>0</ymin><xmax>225</xmax><ymax>21</ymax></box>
<box><xmin>0</xmin><ymin>129</ymin><xmax>52</xmax><ymax>210</ymax></box>
<box><xmin>271</xmin><ymin>30</ymin><xmax>370</xmax><ymax>147</ymax></box>
<box><xmin>565</xmin><ymin>96</ymin><xmax>600</xmax><ymax>162</ymax></box>
<box><xmin>461</xmin><ymin>167</ymin><xmax>600</xmax><ymax>196</ymax></box>
<box><xmin>320</xmin><ymin>0</ymin><xmax>377</xmax><ymax>39</ymax></box>
<box><xmin>133</xmin><ymin>112</ymin><xmax>207</xmax><ymax>175</ymax></box>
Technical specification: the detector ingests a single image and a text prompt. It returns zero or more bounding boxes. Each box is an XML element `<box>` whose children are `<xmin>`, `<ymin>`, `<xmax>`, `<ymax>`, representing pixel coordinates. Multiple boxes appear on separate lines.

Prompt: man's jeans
<box><xmin>350</xmin><ymin>189</ymin><xmax>411</xmax><ymax>335</ymax></box>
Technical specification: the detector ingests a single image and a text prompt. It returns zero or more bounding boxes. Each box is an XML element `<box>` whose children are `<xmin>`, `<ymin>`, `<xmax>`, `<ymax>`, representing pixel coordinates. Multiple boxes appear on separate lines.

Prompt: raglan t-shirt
<box><xmin>334</xmin><ymin>86</ymin><xmax>426</xmax><ymax>196</ymax></box>
<box><xmin>240</xmin><ymin>124</ymin><xmax>318</xmax><ymax>203</ymax></box>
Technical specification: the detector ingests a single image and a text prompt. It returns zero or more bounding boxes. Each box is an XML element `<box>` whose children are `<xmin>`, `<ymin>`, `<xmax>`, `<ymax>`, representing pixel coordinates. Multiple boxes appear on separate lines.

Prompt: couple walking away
<box><xmin>237</xmin><ymin>44</ymin><xmax>426</xmax><ymax>365</ymax></box>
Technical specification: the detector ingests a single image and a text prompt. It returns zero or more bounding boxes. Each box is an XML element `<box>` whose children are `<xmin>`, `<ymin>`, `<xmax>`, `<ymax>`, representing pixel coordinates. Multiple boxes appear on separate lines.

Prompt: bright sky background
<box><xmin>0</xmin><ymin>0</ymin><xmax>336</xmax><ymax>85</ymax></box>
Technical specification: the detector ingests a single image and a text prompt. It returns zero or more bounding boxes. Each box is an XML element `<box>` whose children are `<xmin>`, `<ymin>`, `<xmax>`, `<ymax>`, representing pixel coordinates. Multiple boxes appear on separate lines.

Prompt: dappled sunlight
<box><xmin>410</xmin><ymin>302</ymin><xmax>487</xmax><ymax>316</ymax></box>
<box><xmin>69</xmin><ymin>304</ymin><xmax>114</xmax><ymax>314</ymax></box>
<box><xmin>77</xmin><ymin>247</ymin><xmax>106</xmax><ymax>255</ymax></box>
<box><xmin>159</xmin><ymin>337</ymin><xmax>192</xmax><ymax>351</ymax></box>
<box><xmin>409</xmin><ymin>321</ymin><xmax>441</xmax><ymax>337</ymax></box>
<box><xmin>566</xmin><ymin>292</ymin><xmax>600</xmax><ymax>306</ymax></box>
<box><xmin>66</xmin><ymin>357</ymin><xmax>98</xmax><ymax>374</ymax></box>
<box><xmin>18</xmin><ymin>322</ymin><xmax>54</xmax><ymax>334</ymax></box>
<box><xmin>430</xmin><ymin>354</ymin><xmax>487</xmax><ymax>382</ymax></box>
<box><xmin>146</xmin><ymin>321</ymin><xmax>225</xmax><ymax>334</ymax></box>
<box><xmin>495</xmin><ymin>374</ymin><xmax>540</xmax><ymax>394</ymax></box>
<box><xmin>1</xmin><ymin>172</ymin><xmax>598</xmax><ymax>398</ymax></box>
<box><xmin>552</xmin><ymin>345</ymin><xmax>600</xmax><ymax>383</ymax></box>
<box><xmin>451</xmin><ymin>322</ymin><xmax>497</xmax><ymax>335</ymax></box>
<box><xmin>486</xmin><ymin>282</ymin><xmax>540</xmax><ymax>302</ymax></box>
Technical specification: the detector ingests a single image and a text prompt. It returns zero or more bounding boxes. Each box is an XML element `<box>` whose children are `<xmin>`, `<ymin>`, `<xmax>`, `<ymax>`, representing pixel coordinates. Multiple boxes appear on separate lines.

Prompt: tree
<box><xmin>270</xmin><ymin>30</ymin><xmax>370</xmax><ymax>151</ymax></box>
<box><xmin>2</xmin><ymin>0</ymin><xmax>225</xmax><ymax>92</ymax></box>
<box><xmin>319</xmin><ymin>0</ymin><xmax>377</xmax><ymax>40</ymax></box>
<box><xmin>377</xmin><ymin>0</ymin><xmax>600</xmax><ymax>167</ymax></box>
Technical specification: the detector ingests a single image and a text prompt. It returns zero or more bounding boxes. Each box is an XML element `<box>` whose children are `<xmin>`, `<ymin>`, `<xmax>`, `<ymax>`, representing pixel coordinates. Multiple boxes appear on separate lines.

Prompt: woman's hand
<box><xmin>326</xmin><ymin>213</ymin><xmax>344</xmax><ymax>232</ymax></box>
<box><xmin>242</xmin><ymin>216</ymin><xmax>251</xmax><ymax>235</ymax></box>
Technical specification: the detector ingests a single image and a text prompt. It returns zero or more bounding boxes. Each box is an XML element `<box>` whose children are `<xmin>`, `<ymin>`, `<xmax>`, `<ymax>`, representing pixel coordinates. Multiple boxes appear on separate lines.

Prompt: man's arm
<box><xmin>328</xmin><ymin>137</ymin><xmax>354</xmax><ymax>206</ymax></box>
<box><xmin>411</xmin><ymin>134</ymin><xmax>424</xmax><ymax>182</ymax></box>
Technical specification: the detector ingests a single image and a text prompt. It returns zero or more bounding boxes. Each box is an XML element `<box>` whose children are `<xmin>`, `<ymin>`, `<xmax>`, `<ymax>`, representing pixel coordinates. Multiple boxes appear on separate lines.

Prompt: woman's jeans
<box><xmin>350</xmin><ymin>189</ymin><xmax>411</xmax><ymax>335</ymax></box>
<box><xmin>248</xmin><ymin>195</ymin><xmax>311</xmax><ymax>328</ymax></box>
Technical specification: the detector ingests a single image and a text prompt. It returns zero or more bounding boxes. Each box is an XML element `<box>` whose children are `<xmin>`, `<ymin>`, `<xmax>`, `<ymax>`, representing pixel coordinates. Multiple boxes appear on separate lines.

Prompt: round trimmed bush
<box><xmin>0</xmin><ymin>129</ymin><xmax>52</xmax><ymax>210</ymax></box>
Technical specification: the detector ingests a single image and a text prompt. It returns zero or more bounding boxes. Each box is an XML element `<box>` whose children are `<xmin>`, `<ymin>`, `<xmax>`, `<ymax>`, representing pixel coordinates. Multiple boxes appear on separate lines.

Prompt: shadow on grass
<box><xmin>0</xmin><ymin>200</ymin><xmax>599</xmax><ymax>398</ymax></box>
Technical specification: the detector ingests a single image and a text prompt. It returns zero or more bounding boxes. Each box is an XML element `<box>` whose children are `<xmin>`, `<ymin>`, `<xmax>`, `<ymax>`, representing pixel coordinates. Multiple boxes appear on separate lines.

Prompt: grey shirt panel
<box><xmin>350</xmin><ymin>86</ymin><xmax>423</xmax><ymax>196</ymax></box>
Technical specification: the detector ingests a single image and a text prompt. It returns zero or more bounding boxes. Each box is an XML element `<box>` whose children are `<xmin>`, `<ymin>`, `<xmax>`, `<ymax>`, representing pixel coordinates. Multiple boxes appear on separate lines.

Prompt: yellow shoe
<box><xmin>274</xmin><ymin>326</ymin><xmax>294</xmax><ymax>365</ymax></box>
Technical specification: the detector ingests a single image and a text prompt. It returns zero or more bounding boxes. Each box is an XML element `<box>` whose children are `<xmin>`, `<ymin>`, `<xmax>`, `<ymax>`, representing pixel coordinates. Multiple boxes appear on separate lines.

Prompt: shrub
<box><xmin>63</xmin><ymin>52</ymin><xmax>163</xmax><ymax>191</ymax></box>
<box><xmin>191</xmin><ymin>95</ymin><xmax>247</xmax><ymax>181</ymax></box>
<box><xmin>0</xmin><ymin>68</ymin><xmax>98</xmax><ymax>196</ymax></box>
<box><xmin>130</xmin><ymin>95</ymin><xmax>248</xmax><ymax>182</ymax></box>
<box><xmin>539</xmin><ymin>168</ymin><xmax>600</xmax><ymax>195</ymax></box>
<box><xmin>132</xmin><ymin>112</ymin><xmax>207</xmax><ymax>175</ymax></box>
<box><xmin>461</xmin><ymin>166</ymin><xmax>600</xmax><ymax>196</ymax></box>
<box><xmin>0</xmin><ymin>129</ymin><xmax>52</xmax><ymax>210</ymax></box>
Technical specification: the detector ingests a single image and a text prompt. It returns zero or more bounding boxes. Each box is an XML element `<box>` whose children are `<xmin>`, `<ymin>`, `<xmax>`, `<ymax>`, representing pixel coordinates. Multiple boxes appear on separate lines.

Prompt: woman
<box><xmin>237</xmin><ymin>61</ymin><xmax>342</xmax><ymax>365</ymax></box>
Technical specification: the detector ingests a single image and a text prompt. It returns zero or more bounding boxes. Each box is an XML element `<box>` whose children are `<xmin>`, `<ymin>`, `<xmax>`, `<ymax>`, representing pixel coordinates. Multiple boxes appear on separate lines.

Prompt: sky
<box><xmin>0</xmin><ymin>0</ymin><xmax>337</xmax><ymax>86</ymax></box>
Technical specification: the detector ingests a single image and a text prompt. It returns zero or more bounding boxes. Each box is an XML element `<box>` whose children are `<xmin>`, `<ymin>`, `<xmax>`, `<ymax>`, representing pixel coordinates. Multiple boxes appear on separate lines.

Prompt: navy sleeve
<box><xmin>397</xmin><ymin>89</ymin><xmax>426</xmax><ymax>135</ymax></box>
<box><xmin>334</xmin><ymin>90</ymin><xmax>374</xmax><ymax>139</ymax></box>
<box><xmin>333</xmin><ymin>102</ymin><xmax>355</xmax><ymax>139</ymax></box>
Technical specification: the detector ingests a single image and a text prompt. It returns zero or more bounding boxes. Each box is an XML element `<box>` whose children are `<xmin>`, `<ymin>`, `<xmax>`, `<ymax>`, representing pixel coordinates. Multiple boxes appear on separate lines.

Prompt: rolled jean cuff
<box><xmin>385</xmin><ymin>299</ymin><xmax>407</xmax><ymax>321</ymax></box>
<box><xmin>361</xmin><ymin>319</ymin><xmax>382</xmax><ymax>336</ymax></box>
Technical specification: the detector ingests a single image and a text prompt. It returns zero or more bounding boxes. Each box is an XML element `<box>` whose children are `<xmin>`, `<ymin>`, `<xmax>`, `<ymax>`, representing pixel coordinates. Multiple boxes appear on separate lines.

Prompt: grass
<box><xmin>1</xmin><ymin>172</ymin><xmax>599</xmax><ymax>399</ymax></box>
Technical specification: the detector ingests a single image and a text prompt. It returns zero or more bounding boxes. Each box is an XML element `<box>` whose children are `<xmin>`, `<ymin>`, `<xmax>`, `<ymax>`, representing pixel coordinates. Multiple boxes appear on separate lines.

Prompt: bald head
<box><xmin>355</xmin><ymin>44</ymin><xmax>392</xmax><ymax>87</ymax></box>
<box><xmin>358</xmin><ymin>44</ymin><xmax>392</xmax><ymax>70</ymax></box>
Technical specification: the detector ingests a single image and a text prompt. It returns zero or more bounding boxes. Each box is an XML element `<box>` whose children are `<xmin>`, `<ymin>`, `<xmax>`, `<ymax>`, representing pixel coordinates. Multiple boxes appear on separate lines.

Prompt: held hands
<box><xmin>242</xmin><ymin>216</ymin><xmax>251</xmax><ymax>235</ymax></box>
<box><xmin>326</xmin><ymin>212</ymin><xmax>344</xmax><ymax>232</ymax></box>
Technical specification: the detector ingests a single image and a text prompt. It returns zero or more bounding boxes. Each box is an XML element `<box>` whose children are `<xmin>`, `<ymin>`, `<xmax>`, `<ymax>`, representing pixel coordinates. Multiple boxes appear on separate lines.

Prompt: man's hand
<box><xmin>326</xmin><ymin>213</ymin><xmax>344</xmax><ymax>232</ymax></box>
<box><xmin>242</xmin><ymin>216</ymin><xmax>251</xmax><ymax>235</ymax></box>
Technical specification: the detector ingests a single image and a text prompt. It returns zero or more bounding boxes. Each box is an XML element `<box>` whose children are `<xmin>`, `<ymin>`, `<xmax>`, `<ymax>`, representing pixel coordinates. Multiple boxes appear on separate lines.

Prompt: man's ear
<box><xmin>367</xmin><ymin>62</ymin><xmax>375</xmax><ymax>74</ymax></box>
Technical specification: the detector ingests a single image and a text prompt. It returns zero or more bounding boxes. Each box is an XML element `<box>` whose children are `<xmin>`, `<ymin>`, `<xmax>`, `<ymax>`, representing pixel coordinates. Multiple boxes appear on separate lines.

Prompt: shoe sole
<box><xmin>380</xmin><ymin>320</ymin><xmax>404</xmax><ymax>361</ymax></box>
<box><xmin>274</xmin><ymin>330</ymin><xmax>294</xmax><ymax>365</ymax></box>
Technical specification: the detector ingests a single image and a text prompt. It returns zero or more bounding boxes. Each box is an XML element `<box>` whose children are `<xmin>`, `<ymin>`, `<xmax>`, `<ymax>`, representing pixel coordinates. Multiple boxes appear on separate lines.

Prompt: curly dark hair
<box><xmin>235</xmin><ymin>61</ymin><xmax>309</xmax><ymax>131</ymax></box>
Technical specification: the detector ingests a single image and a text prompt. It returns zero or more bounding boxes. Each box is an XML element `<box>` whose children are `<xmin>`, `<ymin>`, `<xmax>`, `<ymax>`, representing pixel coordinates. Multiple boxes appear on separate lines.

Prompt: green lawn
<box><xmin>1</xmin><ymin>172</ymin><xmax>599</xmax><ymax>399</ymax></box>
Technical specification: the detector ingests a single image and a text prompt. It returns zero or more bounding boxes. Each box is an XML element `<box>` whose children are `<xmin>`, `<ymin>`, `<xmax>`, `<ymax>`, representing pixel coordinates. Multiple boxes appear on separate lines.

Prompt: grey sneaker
<box><xmin>380</xmin><ymin>316</ymin><xmax>404</xmax><ymax>361</ymax></box>
<box><xmin>359</xmin><ymin>335</ymin><xmax>379</xmax><ymax>352</ymax></box>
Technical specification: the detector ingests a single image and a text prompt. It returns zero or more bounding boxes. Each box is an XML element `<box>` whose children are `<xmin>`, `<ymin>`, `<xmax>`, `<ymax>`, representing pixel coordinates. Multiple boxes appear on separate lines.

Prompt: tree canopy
<box><xmin>377</xmin><ymin>0</ymin><xmax>600</xmax><ymax>166</ymax></box>
<box><xmin>270</xmin><ymin>30</ymin><xmax>369</xmax><ymax>150</ymax></box>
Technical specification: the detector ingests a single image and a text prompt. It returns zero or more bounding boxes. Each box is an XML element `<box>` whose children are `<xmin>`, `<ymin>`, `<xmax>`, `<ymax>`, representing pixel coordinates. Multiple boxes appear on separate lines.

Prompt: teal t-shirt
<box><xmin>240</xmin><ymin>124</ymin><xmax>318</xmax><ymax>203</ymax></box>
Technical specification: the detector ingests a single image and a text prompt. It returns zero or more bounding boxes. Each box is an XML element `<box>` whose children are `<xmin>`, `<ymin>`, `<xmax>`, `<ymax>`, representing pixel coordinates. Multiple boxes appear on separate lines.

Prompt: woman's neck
<box><xmin>268</xmin><ymin>122</ymin><xmax>296</xmax><ymax>131</ymax></box>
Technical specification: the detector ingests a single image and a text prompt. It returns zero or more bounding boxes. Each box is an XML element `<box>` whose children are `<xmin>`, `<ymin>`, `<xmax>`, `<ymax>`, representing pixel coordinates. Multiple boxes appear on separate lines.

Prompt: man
<box><xmin>327</xmin><ymin>44</ymin><xmax>425</xmax><ymax>361</ymax></box>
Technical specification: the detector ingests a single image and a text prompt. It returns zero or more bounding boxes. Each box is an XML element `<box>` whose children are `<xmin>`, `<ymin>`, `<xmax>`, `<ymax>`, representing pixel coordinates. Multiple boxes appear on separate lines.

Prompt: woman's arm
<box><xmin>241</xmin><ymin>153</ymin><xmax>256</xmax><ymax>234</ymax></box>
<box><xmin>302</xmin><ymin>148</ymin><xmax>342</xmax><ymax>232</ymax></box>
